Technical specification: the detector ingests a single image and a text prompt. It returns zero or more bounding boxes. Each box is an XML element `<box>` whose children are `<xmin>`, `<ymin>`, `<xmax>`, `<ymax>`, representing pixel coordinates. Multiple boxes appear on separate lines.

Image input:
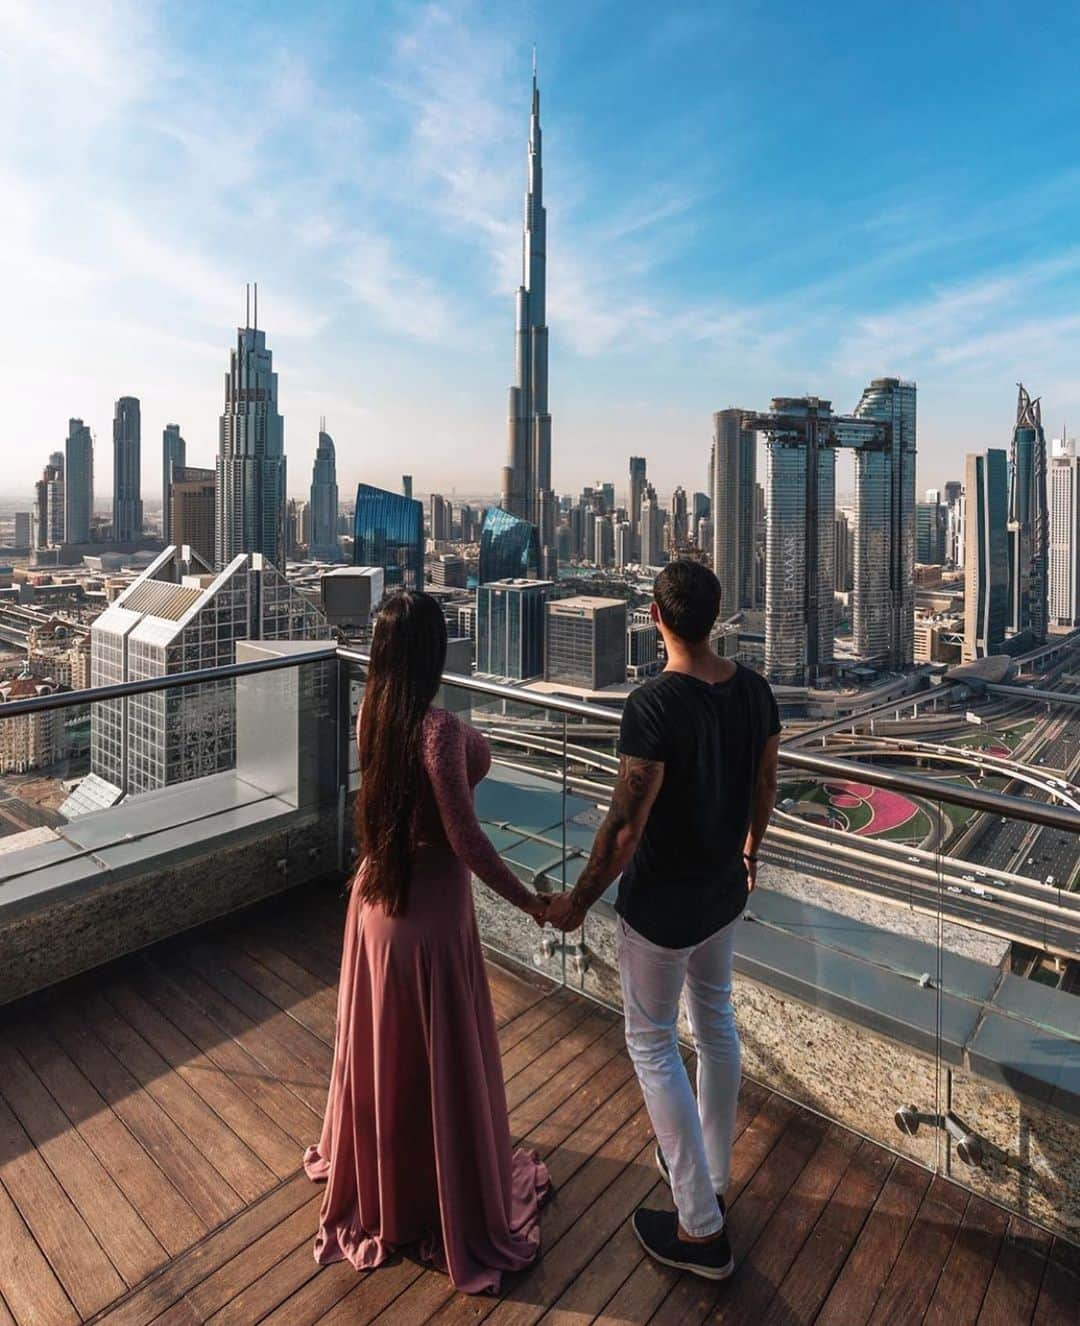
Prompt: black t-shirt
<box><xmin>615</xmin><ymin>664</ymin><xmax>781</xmax><ymax>948</ymax></box>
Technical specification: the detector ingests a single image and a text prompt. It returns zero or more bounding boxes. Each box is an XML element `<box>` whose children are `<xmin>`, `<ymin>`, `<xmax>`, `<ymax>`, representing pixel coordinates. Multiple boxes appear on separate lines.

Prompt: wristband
<box><xmin>743</xmin><ymin>853</ymin><xmax>758</xmax><ymax>864</ymax></box>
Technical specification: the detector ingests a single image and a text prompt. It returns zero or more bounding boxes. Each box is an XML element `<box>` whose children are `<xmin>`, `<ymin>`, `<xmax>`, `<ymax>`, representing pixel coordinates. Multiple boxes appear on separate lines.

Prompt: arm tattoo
<box><xmin>571</xmin><ymin>755</ymin><xmax>664</xmax><ymax>910</ymax></box>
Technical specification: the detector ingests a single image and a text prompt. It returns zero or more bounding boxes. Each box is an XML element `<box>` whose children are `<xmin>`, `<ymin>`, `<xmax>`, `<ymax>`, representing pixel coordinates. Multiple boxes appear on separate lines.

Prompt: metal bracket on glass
<box><xmin>565</xmin><ymin>938</ymin><xmax>591</xmax><ymax>978</ymax></box>
<box><xmin>893</xmin><ymin>1105</ymin><xmax>985</xmax><ymax>1167</ymax></box>
<box><xmin>535</xmin><ymin>932</ymin><xmax>559</xmax><ymax>964</ymax></box>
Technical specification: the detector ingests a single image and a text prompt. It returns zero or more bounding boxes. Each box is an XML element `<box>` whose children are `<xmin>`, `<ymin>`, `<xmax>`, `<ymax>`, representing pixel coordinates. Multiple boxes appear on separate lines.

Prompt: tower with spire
<box><xmin>215</xmin><ymin>284</ymin><xmax>286</xmax><ymax>568</ymax></box>
<box><xmin>501</xmin><ymin>55</ymin><xmax>556</xmax><ymax>578</ymax></box>
<box><xmin>1008</xmin><ymin>383</ymin><xmax>1049</xmax><ymax>642</ymax></box>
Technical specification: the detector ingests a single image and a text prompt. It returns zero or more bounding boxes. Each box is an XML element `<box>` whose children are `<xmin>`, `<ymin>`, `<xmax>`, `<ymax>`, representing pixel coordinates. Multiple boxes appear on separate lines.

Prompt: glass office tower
<box><xmin>963</xmin><ymin>449</ymin><xmax>1009</xmax><ymax>660</ymax></box>
<box><xmin>478</xmin><ymin>506</ymin><xmax>540</xmax><ymax>584</ymax></box>
<box><xmin>852</xmin><ymin>378</ymin><xmax>917</xmax><ymax>669</ymax></box>
<box><xmin>353</xmin><ymin>483</ymin><xmax>424</xmax><ymax>593</ymax></box>
<box><xmin>1007</xmin><ymin>384</ymin><xmax>1049</xmax><ymax>642</ymax></box>
<box><xmin>475</xmin><ymin>579</ymin><xmax>551</xmax><ymax>680</ymax></box>
<box><xmin>711</xmin><ymin>409</ymin><xmax>756</xmax><ymax>612</ymax></box>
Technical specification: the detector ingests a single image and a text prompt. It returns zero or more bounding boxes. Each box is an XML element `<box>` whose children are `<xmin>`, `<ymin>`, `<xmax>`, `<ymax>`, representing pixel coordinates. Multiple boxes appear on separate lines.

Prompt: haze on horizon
<box><xmin>3</xmin><ymin>0</ymin><xmax>1080</xmax><ymax>505</ymax></box>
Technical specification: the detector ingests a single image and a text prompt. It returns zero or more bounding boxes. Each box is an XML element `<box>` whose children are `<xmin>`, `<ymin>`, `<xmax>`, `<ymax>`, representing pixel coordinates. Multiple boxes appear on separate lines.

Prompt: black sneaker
<box><xmin>654</xmin><ymin>1144</ymin><xmax>727</xmax><ymax>1220</ymax></box>
<box><xmin>632</xmin><ymin>1207</ymin><xmax>735</xmax><ymax>1280</ymax></box>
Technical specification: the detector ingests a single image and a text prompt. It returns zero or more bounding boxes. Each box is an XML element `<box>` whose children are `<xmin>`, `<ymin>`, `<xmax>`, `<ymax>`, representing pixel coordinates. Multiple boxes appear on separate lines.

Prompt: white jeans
<box><xmin>618</xmin><ymin>912</ymin><xmax>742</xmax><ymax>1237</ymax></box>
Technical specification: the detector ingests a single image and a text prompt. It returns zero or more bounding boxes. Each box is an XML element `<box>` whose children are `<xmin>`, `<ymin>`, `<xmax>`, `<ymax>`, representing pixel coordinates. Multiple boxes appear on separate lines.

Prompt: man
<box><xmin>546</xmin><ymin>560</ymin><xmax>780</xmax><ymax>1280</ymax></box>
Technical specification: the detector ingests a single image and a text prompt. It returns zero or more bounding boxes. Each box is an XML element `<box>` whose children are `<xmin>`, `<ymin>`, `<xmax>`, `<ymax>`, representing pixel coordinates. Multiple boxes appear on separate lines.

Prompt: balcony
<box><xmin>0</xmin><ymin>645</ymin><xmax>1078</xmax><ymax>1323</ymax></box>
<box><xmin>2</xmin><ymin>882</ymin><xmax>1075</xmax><ymax>1326</ymax></box>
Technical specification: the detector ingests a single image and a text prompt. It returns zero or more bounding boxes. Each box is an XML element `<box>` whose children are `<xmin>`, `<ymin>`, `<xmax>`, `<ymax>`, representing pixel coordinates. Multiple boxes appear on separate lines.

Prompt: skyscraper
<box><xmin>476</xmin><ymin>579</ymin><xmax>551</xmax><ymax>680</ymax></box>
<box><xmin>429</xmin><ymin>493</ymin><xmax>452</xmax><ymax>542</ymax></box>
<box><xmin>478</xmin><ymin>506</ymin><xmax>540</xmax><ymax>584</ymax></box>
<box><xmin>34</xmin><ymin>454</ymin><xmax>65</xmax><ymax>549</ymax></box>
<box><xmin>308</xmin><ymin>425</ymin><xmax>341</xmax><ymax>562</ymax></box>
<box><xmin>851</xmin><ymin>377</ymin><xmax>917</xmax><ymax>669</ymax></box>
<box><xmin>501</xmin><ymin>61</ymin><xmax>556</xmax><ymax>578</ymax></box>
<box><xmin>963</xmin><ymin>449</ymin><xmax>1009</xmax><ymax>660</ymax></box>
<box><xmin>162</xmin><ymin>424</ymin><xmax>186</xmax><ymax>544</ymax></box>
<box><xmin>639</xmin><ymin>485</ymin><xmax>665</xmax><ymax>568</ymax></box>
<box><xmin>1049</xmin><ymin>439</ymin><xmax>1079</xmax><ymax>627</ymax></box>
<box><xmin>1007</xmin><ymin>384</ymin><xmax>1049</xmax><ymax>643</ymax></box>
<box><xmin>711</xmin><ymin>409</ymin><xmax>756</xmax><ymax>613</ymax></box>
<box><xmin>353</xmin><ymin>483</ymin><xmax>424</xmax><ymax>593</ymax></box>
<box><xmin>170</xmin><ymin>466</ymin><xmax>216</xmax><ymax>567</ymax></box>
<box><xmin>629</xmin><ymin>456</ymin><xmax>647</xmax><ymax>559</ymax></box>
<box><xmin>915</xmin><ymin>497</ymin><xmax>946</xmax><ymax>564</ymax></box>
<box><xmin>669</xmin><ymin>486</ymin><xmax>689</xmax><ymax>551</ymax></box>
<box><xmin>64</xmin><ymin>419</ymin><xmax>94</xmax><ymax>544</ymax></box>
<box><xmin>545</xmin><ymin>597</ymin><xmax>627</xmax><ymax>690</ymax></box>
<box><xmin>112</xmin><ymin>396</ymin><xmax>143</xmax><ymax>542</ymax></box>
<box><xmin>215</xmin><ymin>285</ymin><xmax>286</xmax><ymax>568</ymax></box>
<box><xmin>90</xmin><ymin>546</ymin><xmax>328</xmax><ymax>796</ymax></box>
<box><xmin>761</xmin><ymin>400</ymin><xmax>836</xmax><ymax>684</ymax></box>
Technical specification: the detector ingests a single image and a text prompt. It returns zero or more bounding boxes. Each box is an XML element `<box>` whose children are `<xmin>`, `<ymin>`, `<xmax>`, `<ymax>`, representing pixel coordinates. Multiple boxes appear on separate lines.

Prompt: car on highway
<box><xmin>962</xmin><ymin>873</ymin><xmax>976</xmax><ymax>882</ymax></box>
<box><xmin>946</xmin><ymin>885</ymin><xmax>963</xmax><ymax>895</ymax></box>
<box><xmin>968</xmin><ymin>885</ymin><xmax>988</xmax><ymax>897</ymax></box>
<box><xmin>906</xmin><ymin>855</ymin><xmax>920</xmax><ymax>864</ymax></box>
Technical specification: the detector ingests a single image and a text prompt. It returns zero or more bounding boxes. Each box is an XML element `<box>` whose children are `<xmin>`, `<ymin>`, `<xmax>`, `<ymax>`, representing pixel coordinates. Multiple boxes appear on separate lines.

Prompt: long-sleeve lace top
<box><xmin>357</xmin><ymin>705</ymin><xmax>534</xmax><ymax>911</ymax></box>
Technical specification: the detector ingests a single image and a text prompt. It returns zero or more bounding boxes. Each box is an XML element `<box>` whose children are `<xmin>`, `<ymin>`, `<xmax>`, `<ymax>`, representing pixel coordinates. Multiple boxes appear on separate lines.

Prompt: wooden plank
<box><xmin>11</xmin><ymin>1026</ymin><xmax>205</xmax><ymax>1255</ymax></box>
<box><xmin>975</xmin><ymin>1215</ymin><xmax>1053</xmax><ymax>1326</ymax></box>
<box><xmin>501</xmin><ymin>1000</ymin><xmax>595</xmax><ymax>1083</ymax></box>
<box><xmin>760</xmin><ymin>1139</ymin><xmax>895</xmax><ymax>1326</ymax></box>
<box><xmin>1032</xmin><ymin>1237</ymin><xmax>1080</xmax><ymax>1326</ymax></box>
<box><xmin>505</xmin><ymin>1009</ymin><xmax>616</xmax><ymax>1112</ymax></box>
<box><xmin>212</xmin><ymin>945</ymin><xmax>338</xmax><ymax>1047</ymax></box>
<box><xmin>148</xmin><ymin>953</ymin><xmax>328</xmax><ymax>1114</ymax></box>
<box><xmin>923</xmin><ymin>1194</ymin><xmax>1009</xmax><ymax>1326</ymax></box>
<box><xmin>44</xmin><ymin>1004</ymin><xmax>242</xmax><ymax>1231</ymax></box>
<box><xmin>96</xmin><ymin>1173</ymin><xmax>314</xmax><ymax>1326</ymax></box>
<box><xmin>868</xmin><ymin>1175</ymin><xmax>969</xmax><ymax>1324</ymax></box>
<box><xmin>204</xmin><ymin>1240</ymin><xmax>323</xmax><ymax>1324</ymax></box>
<box><xmin>312</xmin><ymin>1261</ymin><xmax>427</xmax><ymax>1326</ymax></box>
<box><xmin>0</xmin><ymin>1041</ymin><xmax>166</xmax><ymax>1288</ymax></box>
<box><xmin>0</xmin><ymin>1176</ymin><xmax>78</xmax><ymax>1326</ymax></box>
<box><xmin>497</xmin><ymin>988</ymin><xmax>578</xmax><ymax>1055</ymax></box>
<box><xmin>516</xmin><ymin>1040</ymin><xmax>638</xmax><ymax>1162</ymax></box>
<box><xmin>78</xmin><ymin>989</ymin><xmax>277</xmax><ymax>1205</ymax></box>
<box><xmin>256</xmin><ymin>1260</ymin><xmax>362</xmax><ymax>1326</ymax></box>
<box><xmin>174</xmin><ymin>945</ymin><xmax>333</xmax><ymax>1078</ymax></box>
<box><xmin>101</xmin><ymin>978</ymin><xmax>299</xmax><ymax>1179</ymax></box>
<box><xmin>183</xmin><ymin>1196</ymin><xmax>323</xmax><ymax>1319</ymax></box>
<box><xmin>129</xmin><ymin>957</ymin><xmax>322</xmax><ymax>1145</ymax></box>
<box><xmin>814</xmin><ymin>1158</ymin><xmax>932</xmax><ymax>1326</ymax></box>
<box><xmin>524</xmin><ymin>1175</ymin><xmax>670</xmax><ymax>1326</ymax></box>
<box><xmin>709</xmin><ymin>1125</ymin><xmax>862</xmax><ymax>1324</ymax></box>
<box><xmin>0</xmin><ymin>1090</ymin><xmax>125</xmax><ymax>1317</ymax></box>
<box><xmin>508</xmin><ymin>1021</ymin><xmax>625</xmax><ymax>1140</ymax></box>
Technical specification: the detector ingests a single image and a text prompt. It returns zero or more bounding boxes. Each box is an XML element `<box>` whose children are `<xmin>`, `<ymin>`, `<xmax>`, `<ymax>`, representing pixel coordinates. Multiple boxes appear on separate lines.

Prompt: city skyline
<box><xmin>5</xmin><ymin>3</ymin><xmax>1080</xmax><ymax>500</ymax></box>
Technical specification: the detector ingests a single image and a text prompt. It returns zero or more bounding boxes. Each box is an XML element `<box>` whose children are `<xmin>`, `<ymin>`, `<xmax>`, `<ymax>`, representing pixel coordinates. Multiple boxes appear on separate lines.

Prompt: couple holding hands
<box><xmin>303</xmin><ymin>561</ymin><xmax>780</xmax><ymax>1293</ymax></box>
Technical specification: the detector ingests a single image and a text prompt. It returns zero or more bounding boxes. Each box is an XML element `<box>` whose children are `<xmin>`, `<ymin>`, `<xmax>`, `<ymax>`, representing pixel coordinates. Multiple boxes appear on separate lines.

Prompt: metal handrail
<box><xmin>0</xmin><ymin>645</ymin><xmax>340</xmax><ymax>717</ymax></box>
<box><xmin>0</xmin><ymin>643</ymin><xmax>1078</xmax><ymax>836</ymax></box>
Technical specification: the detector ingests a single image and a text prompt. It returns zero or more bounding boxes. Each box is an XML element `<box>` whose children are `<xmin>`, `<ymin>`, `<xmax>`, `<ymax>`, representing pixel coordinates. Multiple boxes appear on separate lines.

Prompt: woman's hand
<box><xmin>521</xmin><ymin>892</ymin><xmax>549</xmax><ymax>927</ymax></box>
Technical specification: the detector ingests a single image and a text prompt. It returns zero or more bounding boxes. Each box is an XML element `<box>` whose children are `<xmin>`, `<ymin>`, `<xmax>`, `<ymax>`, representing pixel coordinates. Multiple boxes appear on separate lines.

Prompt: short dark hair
<box><xmin>653</xmin><ymin>561</ymin><xmax>721</xmax><ymax>643</ymax></box>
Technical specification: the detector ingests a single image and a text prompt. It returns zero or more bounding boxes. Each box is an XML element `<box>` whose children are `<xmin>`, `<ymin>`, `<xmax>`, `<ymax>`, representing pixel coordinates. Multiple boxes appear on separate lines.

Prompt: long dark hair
<box><xmin>355</xmin><ymin>591</ymin><xmax>447</xmax><ymax>916</ymax></box>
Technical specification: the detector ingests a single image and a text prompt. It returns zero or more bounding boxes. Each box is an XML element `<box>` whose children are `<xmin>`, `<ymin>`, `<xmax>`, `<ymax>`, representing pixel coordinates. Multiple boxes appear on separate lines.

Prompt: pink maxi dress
<box><xmin>304</xmin><ymin>705</ymin><xmax>549</xmax><ymax>1294</ymax></box>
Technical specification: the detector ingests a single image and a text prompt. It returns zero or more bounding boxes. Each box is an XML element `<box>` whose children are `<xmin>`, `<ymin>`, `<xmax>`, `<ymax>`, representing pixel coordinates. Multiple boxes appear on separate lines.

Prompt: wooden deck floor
<box><xmin>0</xmin><ymin>883</ymin><xmax>1076</xmax><ymax>1326</ymax></box>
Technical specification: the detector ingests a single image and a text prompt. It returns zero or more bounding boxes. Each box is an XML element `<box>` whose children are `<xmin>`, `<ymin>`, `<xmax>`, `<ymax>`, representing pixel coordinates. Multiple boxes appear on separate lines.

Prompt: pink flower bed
<box><xmin>824</xmin><ymin>781</ymin><xmax>919</xmax><ymax>836</ymax></box>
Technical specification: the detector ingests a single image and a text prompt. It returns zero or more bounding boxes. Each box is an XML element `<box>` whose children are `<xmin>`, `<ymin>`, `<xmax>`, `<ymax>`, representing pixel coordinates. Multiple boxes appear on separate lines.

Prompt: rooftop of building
<box><xmin>2</xmin><ymin>880</ymin><xmax>1073</xmax><ymax>1326</ymax></box>
<box><xmin>548</xmin><ymin>594</ymin><xmax>627</xmax><ymax>611</ymax></box>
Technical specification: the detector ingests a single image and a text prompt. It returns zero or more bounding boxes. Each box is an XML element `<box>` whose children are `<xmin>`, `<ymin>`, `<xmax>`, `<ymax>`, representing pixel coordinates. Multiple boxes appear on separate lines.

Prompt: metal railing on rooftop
<box><xmin>1</xmin><ymin>641</ymin><xmax>1078</xmax><ymax>838</ymax></box>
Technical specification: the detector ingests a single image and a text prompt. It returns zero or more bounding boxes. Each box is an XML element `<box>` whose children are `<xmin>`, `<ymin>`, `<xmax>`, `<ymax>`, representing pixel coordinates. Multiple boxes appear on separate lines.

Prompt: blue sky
<box><xmin>4</xmin><ymin>0</ymin><xmax>1080</xmax><ymax>504</ymax></box>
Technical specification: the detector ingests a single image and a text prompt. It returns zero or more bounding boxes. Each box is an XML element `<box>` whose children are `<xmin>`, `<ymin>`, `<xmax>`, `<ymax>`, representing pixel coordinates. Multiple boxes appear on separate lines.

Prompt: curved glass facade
<box><xmin>478</xmin><ymin>506</ymin><xmax>540</xmax><ymax>585</ymax></box>
<box><xmin>353</xmin><ymin>483</ymin><xmax>423</xmax><ymax>593</ymax></box>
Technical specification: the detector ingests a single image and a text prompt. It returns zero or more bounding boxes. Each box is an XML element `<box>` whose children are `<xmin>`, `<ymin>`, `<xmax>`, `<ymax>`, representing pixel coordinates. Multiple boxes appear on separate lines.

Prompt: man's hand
<box><xmin>545</xmin><ymin>892</ymin><xmax>586</xmax><ymax>932</ymax></box>
<box><xmin>744</xmin><ymin>854</ymin><xmax>758</xmax><ymax>892</ymax></box>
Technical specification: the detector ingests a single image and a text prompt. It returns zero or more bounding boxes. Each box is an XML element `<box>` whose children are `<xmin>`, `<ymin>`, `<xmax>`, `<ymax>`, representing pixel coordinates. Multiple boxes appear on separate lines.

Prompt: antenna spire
<box><xmin>245</xmin><ymin>283</ymin><xmax>250</xmax><ymax>328</ymax></box>
<box><xmin>253</xmin><ymin>281</ymin><xmax>258</xmax><ymax>331</ymax></box>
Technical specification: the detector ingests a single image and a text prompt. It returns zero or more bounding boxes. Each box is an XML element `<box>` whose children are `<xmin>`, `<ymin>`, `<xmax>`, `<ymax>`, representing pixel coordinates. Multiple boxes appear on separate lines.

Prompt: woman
<box><xmin>304</xmin><ymin>591</ymin><xmax>550</xmax><ymax>1294</ymax></box>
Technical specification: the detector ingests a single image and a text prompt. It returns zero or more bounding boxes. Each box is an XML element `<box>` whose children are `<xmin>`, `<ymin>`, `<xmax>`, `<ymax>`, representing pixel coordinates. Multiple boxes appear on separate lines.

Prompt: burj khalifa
<box><xmin>501</xmin><ymin>60</ymin><xmax>556</xmax><ymax>578</ymax></box>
